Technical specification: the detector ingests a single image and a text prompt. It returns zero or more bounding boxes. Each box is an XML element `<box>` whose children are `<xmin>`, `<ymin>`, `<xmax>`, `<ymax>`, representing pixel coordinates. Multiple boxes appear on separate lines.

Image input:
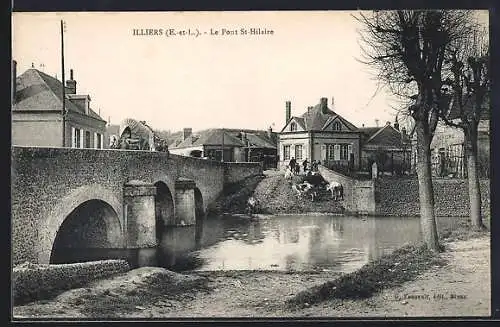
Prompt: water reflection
<box><xmin>156</xmin><ymin>214</ymin><xmax>462</xmax><ymax>274</ymax></box>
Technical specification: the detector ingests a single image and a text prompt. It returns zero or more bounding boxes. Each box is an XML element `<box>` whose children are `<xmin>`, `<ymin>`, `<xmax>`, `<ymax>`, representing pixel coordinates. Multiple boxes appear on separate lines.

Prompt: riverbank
<box><xmin>209</xmin><ymin>170</ymin><xmax>344</xmax><ymax>215</ymax></box>
<box><xmin>14</xmin><ymin>230</ymin><xmax>490</xmax><ymax>318</ymax></box>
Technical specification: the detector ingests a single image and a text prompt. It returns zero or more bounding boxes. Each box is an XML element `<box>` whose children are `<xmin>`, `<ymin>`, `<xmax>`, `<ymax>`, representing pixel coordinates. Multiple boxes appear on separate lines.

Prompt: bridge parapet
<box><xmin>11</xmin><ymin>146</ymin><xmax>263</xmax><ymax>266</ymax></box>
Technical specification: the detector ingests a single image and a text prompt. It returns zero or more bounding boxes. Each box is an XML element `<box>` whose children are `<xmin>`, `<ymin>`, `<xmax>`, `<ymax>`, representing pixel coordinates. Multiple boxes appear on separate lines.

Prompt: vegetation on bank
<box><xmin>286</xmin><ymin>221</ymin><xmax>490</xmax><ymax>309</ymax></box>
<box><xmin>208</xmin><ymin>172</ymin><xmax>344</xmax><ymax>215</ymax></box>
<box><xmin>286</xmin><ymin>244</ymin><xmax>446</xmax><ymax>309</ymax></box>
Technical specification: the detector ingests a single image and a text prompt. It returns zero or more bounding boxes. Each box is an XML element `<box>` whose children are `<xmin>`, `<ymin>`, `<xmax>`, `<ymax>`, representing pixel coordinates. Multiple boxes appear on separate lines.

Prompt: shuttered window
<box><xmin>283</xmin><ymin>145</ymin><xmax>290</xmax><ymax>161</ymax></box>
<box><xmin>295</xmin><ymin>145</ymin><xmax>303</xmax><ymax>161</ymax></box>
<box><xmin>72</xmin><ymin>127</ymin><xmax>82</xmax><ymax>148</ymax></box>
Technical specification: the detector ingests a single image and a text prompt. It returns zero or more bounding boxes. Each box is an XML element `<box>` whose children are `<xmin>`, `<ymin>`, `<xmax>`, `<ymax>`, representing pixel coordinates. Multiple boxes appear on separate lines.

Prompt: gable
<box><xmin>364</xmin><ymin>125</ymin><xmax>407</xmax><ymax>148</ymax></box>
<box><xmin>281</xmin><ymin>117</ymin><xmax>306</xmax><ymax>133</ymax></box>
<box><xmin>323</xmin><ymin>116</ymin><xmax>356</xmax><ymax>132</ymax></box>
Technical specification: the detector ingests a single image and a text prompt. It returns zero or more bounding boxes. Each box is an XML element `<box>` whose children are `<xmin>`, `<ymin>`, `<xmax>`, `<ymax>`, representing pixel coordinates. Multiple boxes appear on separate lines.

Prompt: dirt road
<box><xmin>13</xmin><ymin>236</ymin><xmax>490</xmax><ymax>319</ymax></box>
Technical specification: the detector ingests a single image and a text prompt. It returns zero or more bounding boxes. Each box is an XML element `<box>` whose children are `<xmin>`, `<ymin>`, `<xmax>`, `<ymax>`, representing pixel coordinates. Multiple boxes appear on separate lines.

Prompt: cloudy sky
<box><xmin>12</xmin><ymin>11</ymin><xmax>488</xmax><ymax>133</ymax></box>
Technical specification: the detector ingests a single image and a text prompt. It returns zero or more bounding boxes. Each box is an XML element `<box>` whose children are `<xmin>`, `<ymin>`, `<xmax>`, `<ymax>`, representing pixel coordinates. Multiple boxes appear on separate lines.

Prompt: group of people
<box><xmin>287</xmin><ymin>158</ymin><xmax>320</xmax><ymax>176</ymax></box>
<box><xmin>284</xmin><ymin>156</ymin><xmax>344</xmax><ymax>202</ymax></box>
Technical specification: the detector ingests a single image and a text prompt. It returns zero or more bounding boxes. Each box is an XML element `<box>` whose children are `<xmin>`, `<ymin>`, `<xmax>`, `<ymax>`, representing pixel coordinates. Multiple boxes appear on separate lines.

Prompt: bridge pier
<box><xmin>174</xmin><ymin>178</ymin><xmax>197</xmax><ymax>226</ymax></box>
<box><xmin>123</xmin><ymin>180</ymin><xmax>158</xmax><ymax>267</ymax></box>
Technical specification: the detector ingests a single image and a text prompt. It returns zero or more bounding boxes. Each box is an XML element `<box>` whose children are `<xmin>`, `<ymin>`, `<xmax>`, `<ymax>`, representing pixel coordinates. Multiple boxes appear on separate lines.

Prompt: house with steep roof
<box><xmin>359</xmin><ymin>119</ymin><xmax>412</xmax><ymax>175</ymax></box>
<box><xmin>429</xmin><ymin>94</ymin><xmax>490</xmax><ymax>177</ymax></box>
<box><xmin>169</xmin><ymin>128</ymin><xmax>246</xmax><ymax>162</ymax></box>
<box><xmin>278</xmin><ymin>96</ymin><xmax>413</xmax><ymax>175</ymax></box>
<box><xmin>278</xmin><ymin>97</ymin><xmax>361</xmax><ymax>172</ymax></box>
<box><xmin>169</xmin><ymin>127</ymin><xmax>278</xmax><ymax>167</ymax></box>
<box><xmin>12</xmin><ymin>61</ymin><xmax>107</xmax><ymax>148</ymax></box>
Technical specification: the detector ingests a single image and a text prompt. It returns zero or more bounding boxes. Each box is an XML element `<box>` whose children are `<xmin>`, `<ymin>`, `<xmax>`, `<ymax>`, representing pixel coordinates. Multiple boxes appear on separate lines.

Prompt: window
<box><xmin>327</xmin><ymin>143</ymin><xmax>351</xmax><ymax>160</ymax></box>
<box><xmin>94</xmin><ymin>132</ymin><xmax>103</xmax><ymax>149</ymax></box>
<box><xmin>85</xmin><ymin>131</ymin><xmax>91</xmax><ymax>148</ymax></box>
<box><xmin>290</xmin><ymin>122</ymin><xmax>297</xmax><ymax>131</ymax></box>
<box><xmin>283</xmin><ymin>145</ymin><xmax>291</xmax><ymax>161</ymax></box>
<box><xmin>333</xmin><ymin>122</ymin><xmax>341</xmax><ymax>131</ymax></box>
<box><xmin>295</xmin><ymin>145</ymin><xmax>303</xmax><ymax>161</ymax></box>
<box><xmin>340</xmin><ymin>144</ymin><xmax>349</xmax><ymax>160</ymax></box>
<box><xmin>72</xmin><ymin>127</ymin><xmax>82</xmax><ymax>148</ymax></box>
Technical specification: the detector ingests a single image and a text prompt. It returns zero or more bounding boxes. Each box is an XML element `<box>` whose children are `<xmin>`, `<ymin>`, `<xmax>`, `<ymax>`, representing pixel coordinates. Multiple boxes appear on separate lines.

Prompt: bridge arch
<box><xmin>37</xmin><ymin>185</ymin><xmax>124</xmax><ymax>264</ymax></box>
<box><xmin>154</xmin><ymin>180</ymin><xmax>175</xmax><ymax>242</ymax></box>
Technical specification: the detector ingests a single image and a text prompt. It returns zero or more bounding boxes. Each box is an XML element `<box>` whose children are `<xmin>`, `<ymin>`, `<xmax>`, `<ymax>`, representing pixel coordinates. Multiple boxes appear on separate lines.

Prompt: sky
<box><xmin>12</xmin><ymin>11</ymin><xmax>489</xmax><ymax>133</ymax></box>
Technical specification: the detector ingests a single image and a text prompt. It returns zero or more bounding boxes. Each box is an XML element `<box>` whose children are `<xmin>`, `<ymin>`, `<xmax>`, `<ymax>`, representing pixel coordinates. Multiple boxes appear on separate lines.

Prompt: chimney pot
<box><xmin>66</xmin><ymin>70</ymin><xmax>77</xmax><ymax>94</ymax></box>
<box><xmin>320</xmin><ymin>97</ymin><xmax>328</xmax><ymax>114</ymax></box>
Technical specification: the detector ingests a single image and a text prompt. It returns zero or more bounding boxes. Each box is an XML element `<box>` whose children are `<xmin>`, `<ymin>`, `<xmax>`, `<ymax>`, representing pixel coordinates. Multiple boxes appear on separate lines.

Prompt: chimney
<box><xmin>285</xmin><ymin>101</ymin><xmax>291</xmax><ymax>124</ymax></box>
<box><xmin>320</xmin><ymin>97</ymin><xmax>328</xmax><ymax>114</ymax></box>
<box><xmin>331</xmin><ymin>96</ymin><xmax>335</xmax><ymax>108</ymax></box>
<box><xmin>183</xmin><ymin>128</ymin><xmax>192</xmax><ymax>140</ymax></box>
<box><xmin>267</xmin><ymin>126</ymin><xmax>272</xmax><ymax>139</ymax></box>
<box><xmin>65</xmin><ymin>69</ymin><xmax>76</xmax><ymax>94</ymax></box>
<box><xmin>375</xmin><ymin>119</ymin><xmax>380</xmax><ymax>127</ymax></box>
<box><xmin>12</xmin><ymin>60</ymin><xmax>17</xmax><ymax>104</ymax></box>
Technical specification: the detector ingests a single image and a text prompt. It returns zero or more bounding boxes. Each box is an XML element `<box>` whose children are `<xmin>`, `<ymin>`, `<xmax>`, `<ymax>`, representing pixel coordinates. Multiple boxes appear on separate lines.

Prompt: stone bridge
<box><xmin>11</xmin><ymin>147</ymin><xmax>262</xmax><ymax>266</ymax></box>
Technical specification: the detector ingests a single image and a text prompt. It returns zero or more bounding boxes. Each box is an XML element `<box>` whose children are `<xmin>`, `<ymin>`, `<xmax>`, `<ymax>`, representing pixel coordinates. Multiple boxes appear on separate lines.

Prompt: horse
<box><xmin>325</xmin><ymin>181</ymin><xmax>344</xmax><ymax>201</ymax></box>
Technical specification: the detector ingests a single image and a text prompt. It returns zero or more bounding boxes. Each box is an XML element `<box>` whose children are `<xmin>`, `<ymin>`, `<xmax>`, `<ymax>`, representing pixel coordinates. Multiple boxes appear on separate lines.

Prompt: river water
<box><xmin>157</xmin><ymin>214</ymin><xmax>462</xmax><ymax>274</ymax></box>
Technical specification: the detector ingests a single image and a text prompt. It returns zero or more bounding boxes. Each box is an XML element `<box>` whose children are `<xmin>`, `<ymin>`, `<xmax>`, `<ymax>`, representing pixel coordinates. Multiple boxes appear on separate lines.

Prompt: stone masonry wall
<box><xmin>11</xmin><ymin>147</ymin><xmax>262</xmax><ymax>265</ymax></box>
<box><xmin>375</xmin><ymin>177</ymin><xmax>491</xmax><ymax>217</ymax></box>
<box><xmin>224</xmin><ymin>162</ymin><xmax>264</xmax><ymax>184</ymax></box>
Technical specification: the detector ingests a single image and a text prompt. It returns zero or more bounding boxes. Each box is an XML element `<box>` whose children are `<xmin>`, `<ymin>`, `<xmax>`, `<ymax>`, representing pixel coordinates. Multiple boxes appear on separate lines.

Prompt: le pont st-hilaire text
<box><xmin>132</xmin><ymin>27</ymin><xmax>275</xmax><ymax>37</ymax></box>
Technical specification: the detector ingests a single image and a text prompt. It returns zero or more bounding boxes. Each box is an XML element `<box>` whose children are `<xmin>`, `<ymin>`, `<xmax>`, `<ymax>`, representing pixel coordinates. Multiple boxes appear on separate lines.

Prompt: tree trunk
<box><xmin>464</xmin><ymin>124</ymin><xmax>485</xmax><ymax>230</ymax></box>
<box><xmin>415</xmin><ymin>121</ymin><xmax>441</xmax><ymax>252</ymax></box>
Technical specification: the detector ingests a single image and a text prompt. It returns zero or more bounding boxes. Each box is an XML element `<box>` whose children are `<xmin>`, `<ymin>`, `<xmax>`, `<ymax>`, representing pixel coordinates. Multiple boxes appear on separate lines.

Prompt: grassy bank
<box><xmin>286</xmin><ymin>244</ymin><xmax>445</xmax><ymax>309</ymax></box>
<box><xmin>286</xmin><ymin>218</ymin><xmax>490</xmax><ymax>309</ymax></box>
<box><xmin>209</xmin><ymin>171</ymin><xmax>344</xmax><ymax>215</ymax></box>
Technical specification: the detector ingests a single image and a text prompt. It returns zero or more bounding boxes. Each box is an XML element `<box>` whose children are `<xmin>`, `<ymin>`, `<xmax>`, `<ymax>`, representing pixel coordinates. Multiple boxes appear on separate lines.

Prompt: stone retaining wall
<box><xmin>375</xmin><ymin>178</ymin><xmax>491</xmax><ymax>217</ymax></box>
<box><xmin>13</xmin><ymin>259</ymin><xmax>130</xmax><ymax>305</ymax></box>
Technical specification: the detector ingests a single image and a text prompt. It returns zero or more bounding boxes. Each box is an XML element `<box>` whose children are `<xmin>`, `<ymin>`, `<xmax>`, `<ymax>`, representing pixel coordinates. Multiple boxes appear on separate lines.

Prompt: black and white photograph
<box><xmin>11</xmin><ymin>9</ymin><xmax>492</xmax><ymax>319</ymax></box>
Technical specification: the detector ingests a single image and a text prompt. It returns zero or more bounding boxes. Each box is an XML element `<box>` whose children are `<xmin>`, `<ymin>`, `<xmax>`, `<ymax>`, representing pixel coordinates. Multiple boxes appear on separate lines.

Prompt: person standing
<box><xmin>289</xmin><ymin>157</ymin><xmax>296</xmax><ymax>173</ymax></box>
<box><xmin>302</xmin><ymin>158</ymin><xmax>309</xmax><ymax>173</ymax></box>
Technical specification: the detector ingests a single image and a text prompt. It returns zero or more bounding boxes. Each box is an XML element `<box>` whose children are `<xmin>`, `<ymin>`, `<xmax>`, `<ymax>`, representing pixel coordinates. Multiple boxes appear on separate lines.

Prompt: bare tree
<box><xmin>355</xmin><ymin>10</ymin><xmax>474</xmax><ymax>251</ymax></box>
<box><xmin>441</xmin><ymin>25</ymin><xmax>489</xmax><ymax>229</ymax></box>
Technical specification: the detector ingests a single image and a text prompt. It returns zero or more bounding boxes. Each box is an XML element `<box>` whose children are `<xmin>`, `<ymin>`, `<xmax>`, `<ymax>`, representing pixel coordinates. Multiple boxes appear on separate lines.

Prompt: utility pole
<box><xmin>221</xmin><ymin>128</ymin><xmax>225</xmax><ymax>162</ymax></box>
<box><xmin>61</xmin><ymin>20</ymin><xmax>67</xmax><ymax>147</ymax></box>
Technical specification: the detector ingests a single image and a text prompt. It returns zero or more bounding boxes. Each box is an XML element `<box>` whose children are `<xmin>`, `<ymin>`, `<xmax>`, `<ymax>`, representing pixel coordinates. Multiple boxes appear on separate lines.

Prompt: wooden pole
<box><xmin>221</xmin><ymin>128</ymin><xmax>225</xmax><ymax>162</ymax></box>
<box><xmin>61</xmin><ymin>20</ymin><xmax>66</xmax><ymax>147</ymax></box>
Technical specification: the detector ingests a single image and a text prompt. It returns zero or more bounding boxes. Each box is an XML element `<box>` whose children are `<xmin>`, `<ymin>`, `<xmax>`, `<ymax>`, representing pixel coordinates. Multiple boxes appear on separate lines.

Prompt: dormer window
<box><xmin>333</xmin><ymin>122</ymin><xmax>341</xmax><ymax>131</ymax></box>
<box><xmin>290</xmin><ymin>122</ymin><xmax>297</xmax><ymax>131</ymax></box>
